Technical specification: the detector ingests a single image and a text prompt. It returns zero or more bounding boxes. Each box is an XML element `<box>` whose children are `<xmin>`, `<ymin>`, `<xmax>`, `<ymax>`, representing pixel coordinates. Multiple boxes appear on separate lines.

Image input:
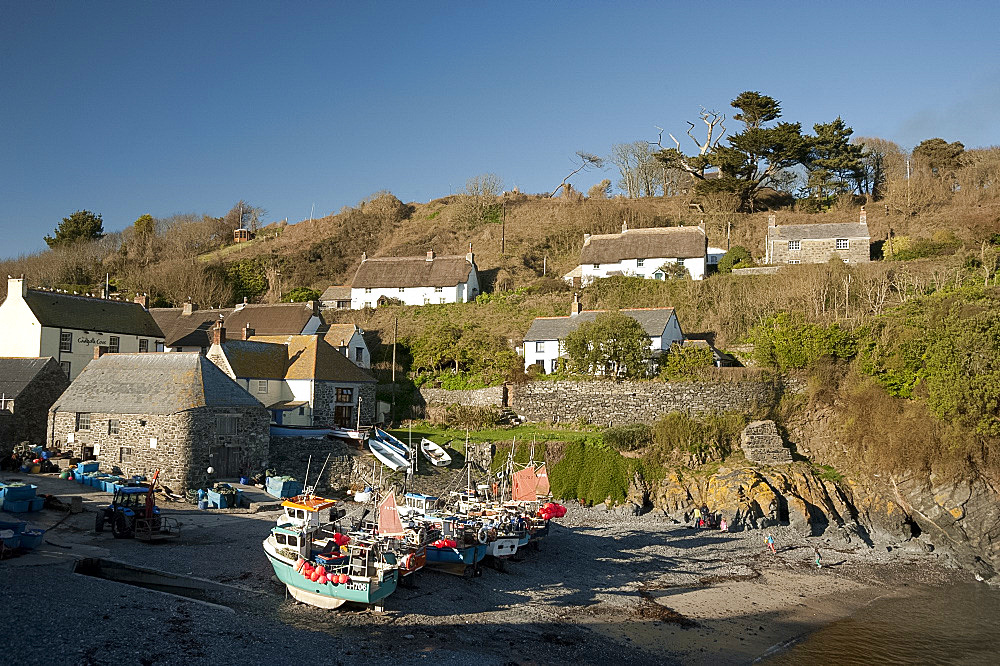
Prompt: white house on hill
<box><xmin>522</xmin><ymin>296</ymin><xmax>684</xmax><ymax>373</ymax></box>
<box><xmin>565</xmin><ymin>223</ymin><xmax>709</xmax><ymax>285</ymax></box>
<box><xmin>350</xmin><ymin>250</ymin><xmax>480</xmax><ymax>309</ymax></box>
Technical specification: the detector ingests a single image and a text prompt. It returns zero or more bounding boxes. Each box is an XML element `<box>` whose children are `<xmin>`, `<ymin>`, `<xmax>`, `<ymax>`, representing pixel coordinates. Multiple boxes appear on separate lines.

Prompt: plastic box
<box><xmin>265</xmin><ymin>477</ymin><xmax>302</xmax><ymax>499</ymax></box>
<box><xmin>19</xmin><ymin>529</ymin><xmax>44</xmax><ymax>549</ymax></box>
<box><xmin>28</xmin><ymin>497</ymin><xmax>44</xmax><ymax>511</ymax></box>
<box><xmin>0</xmin><ymin>484</ymin><xmax>37</xmax><ymax>502</ymax></box>
<box><xmin>0</xmin><ymin>519</ymin><xmax>26</xmax><ymax>533</ymax></box>
<box><xmin>3</xmin><ymin>499</ymin><xmax>31</xmax><ymax>513</ymax></box>
<box><xmin>206</xmin><ymin>490</ymin><xmax>229</xmax><ymax>509</ymax></box>
<box><xmin>77</xmin><ymin>462</ymin><xmax>99</xmax><ymax>474</ymax></box>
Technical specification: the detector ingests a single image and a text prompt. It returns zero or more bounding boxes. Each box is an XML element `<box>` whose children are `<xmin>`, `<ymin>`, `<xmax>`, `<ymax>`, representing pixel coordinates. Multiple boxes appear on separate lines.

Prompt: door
<box><xmin>209</xmin><ymin>446</ymin><xmax>243</xmax><ymax>477</ymax></box>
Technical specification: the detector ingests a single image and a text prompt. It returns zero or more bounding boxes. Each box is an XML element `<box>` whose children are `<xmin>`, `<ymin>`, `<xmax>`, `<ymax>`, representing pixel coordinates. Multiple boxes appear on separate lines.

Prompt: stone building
<box><xmin>564</xmin><ymin>222</ymin><xmax>709</xmax><ymax>285</ymax></box>
<box><xmin>319</xmin><ymin>285</ymin><xmax>352</xmax><ymax>310</ymax></box>
<box><xmin>0</xmin><ymin>277</ymin><xmax>164</xmax><ymax>379</ymax></box>
<box><xmin>206</xmin><ymin>323</ymin><xmax>377</xmax><ymax>429</ymax></box>
<box><xmin>764</xmin><ymin>209</ymin><xmax>871</xmax><ymax>265</ymax></box>
<box><xmin>48</xmin><ymin>351</ymin><xmax>269</xmax><ymax>491</ymax></box>
<box><xmin>350</xmin><ymin>250</ymin><xmax>480</xmax><ymax>309</ymax></box>
<box><xmin>0</xmin><ymin>357</ymin><xmax>70</xmax><ymax>450</ymax></box>
<box><xmin>323</xmin><ymin>323</ymin><xmax>372</xmax><ymax>369</ymax></box>
<box><xmin>151</xmin><ymin>300</ymin><xmax>323</xmax><ymax>353</ymax></box>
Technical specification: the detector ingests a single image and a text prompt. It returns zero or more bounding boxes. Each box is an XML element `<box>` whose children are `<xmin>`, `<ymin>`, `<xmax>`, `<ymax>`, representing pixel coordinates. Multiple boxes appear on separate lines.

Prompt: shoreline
<box><xmin>0</xmin><ymin>474</ymin><xmax>981</xmax><ymax>665</ymax></box>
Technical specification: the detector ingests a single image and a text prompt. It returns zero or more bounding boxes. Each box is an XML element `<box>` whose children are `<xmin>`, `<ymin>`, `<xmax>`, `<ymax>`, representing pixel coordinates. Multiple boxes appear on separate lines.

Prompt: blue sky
<box><xmin>2</xmin><ymin>1</ymin><xmax>998</xmax><ymax>258</ymax></box>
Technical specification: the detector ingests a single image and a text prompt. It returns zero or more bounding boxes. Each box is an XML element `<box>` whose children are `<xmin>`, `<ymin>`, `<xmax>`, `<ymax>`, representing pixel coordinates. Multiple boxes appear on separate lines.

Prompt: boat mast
<box><xmin>303</xmin><ymin>455</ymin><xmax>312</xmax><ymax>497</ymax></box>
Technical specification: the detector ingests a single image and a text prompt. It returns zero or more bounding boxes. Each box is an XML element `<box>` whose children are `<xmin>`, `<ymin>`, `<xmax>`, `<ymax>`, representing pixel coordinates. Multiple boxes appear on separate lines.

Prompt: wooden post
<box><xmin>391</xmin><ymin>317</ymin><xmax>397</xmax><ymax>425</ymax></box>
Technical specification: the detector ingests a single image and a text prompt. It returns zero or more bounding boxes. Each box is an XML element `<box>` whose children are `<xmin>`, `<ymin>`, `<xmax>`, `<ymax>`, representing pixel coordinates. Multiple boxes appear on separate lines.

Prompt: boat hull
<box><xmin>369</xmin><ymin>439</ymin><xmax>409</xmax><ymax>471</ymax></box>
<box><xmin>487</xmin><ymin>537</ymin><xmax>519</xmax><ymax>559</ymax></box>
<box><xmin>264</xmin><ymin>541</ymin><xmax>397</xmax><ymax>608</ymax></box>
<box><xmin>270</xmin><ymin>425</ymin><xmax>330</xmax><ymax>439</ymax></box>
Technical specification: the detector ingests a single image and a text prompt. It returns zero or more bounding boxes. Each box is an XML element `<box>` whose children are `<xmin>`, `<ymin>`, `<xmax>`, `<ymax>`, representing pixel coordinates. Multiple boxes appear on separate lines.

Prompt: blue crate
<box><xmin>0</xmin><ymin>519</ymin><xmax>26</xmax><ymax>533</ymax></box>
<box><xmin>206</xmin><ymin>490</ymin><xmax>229</xmax><ymax>509</ymax></box>
<box><xmin>265</xmin><ymin>477</ymin><xmax>302</xmax><ymax>499</ymax></box>
<box><xmin>19</xmin><ymin>529</ymin><xmax>44</xmax><ymax>549</ymax></box>
<box><xmin>28</xmin><ymin>498</ymin><xmax>43</xmax><ymax>512</ymax></box>
<box><xmin>3</xmin><ymin>499</ymin><xmax>31</xmax><ymax>513</ymax></box>
<box><xmin>0</xmin><ymin>484</ymin><xmax>37</xmax><ymax>502</ymax></box>
<box><xmin>76</xmin><ymin>462</ymin><xmax>99</xmax><ymax>473</ymax></box>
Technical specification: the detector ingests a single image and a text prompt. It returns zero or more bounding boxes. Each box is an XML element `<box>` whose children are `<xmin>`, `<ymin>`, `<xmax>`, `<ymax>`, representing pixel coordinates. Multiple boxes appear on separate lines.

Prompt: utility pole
<box><xmin>501</xmin><ymin>202</ymin><xmax>506</xmax><ymax>257</ymax></box>
<box><xmin>390</xmin><ymin>317</ymin><xmax>397</xmax><ymax>425</ymax></box>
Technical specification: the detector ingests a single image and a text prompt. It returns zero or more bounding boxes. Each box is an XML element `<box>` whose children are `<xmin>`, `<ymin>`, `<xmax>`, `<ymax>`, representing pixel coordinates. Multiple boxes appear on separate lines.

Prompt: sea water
<box><xmin>764</xmin><ymin>580</ymin><xmax>1000</xmax><ymax>665</ymax></box>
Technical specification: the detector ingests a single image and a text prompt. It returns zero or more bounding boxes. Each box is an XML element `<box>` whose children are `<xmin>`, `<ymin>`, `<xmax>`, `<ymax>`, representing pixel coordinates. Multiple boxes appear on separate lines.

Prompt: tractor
<box><xmin>94</xmin><ymin>471</ymin><xmax>179</xmax><ymax>541</ymax></box>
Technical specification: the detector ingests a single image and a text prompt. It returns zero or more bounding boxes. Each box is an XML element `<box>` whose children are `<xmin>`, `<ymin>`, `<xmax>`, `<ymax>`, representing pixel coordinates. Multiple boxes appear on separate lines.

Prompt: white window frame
<box><xmin>76</xmin><ymin>413</ymin><xmax>91</xmax><ymax>431</ymax></box>
<box><xmin>535</xmin><ymin>341</ymin><xmax>545</xmax><ymax>353</ymax></box>
<box><xmin>59</xmin><ymin>331</ymin><xmax>73</xmax><ymax>353</ymax></box>
<box><xmin>787</xmin><ymin>259</ymin><xmax>801</xmax><ymax>265</ymax></box>
<box><xmin>637</xmin><ymin>258</ymin><xmax>644</xmax><ymax>267</ymax></box>
<box><xmin>398</xmin><ymin>287</ymin><xmax>405</xmax><ymax>293</ymax></box>
<box><xmin>836</xmin><ymin>238</ymin><xmax>849</xmax><ymax>250</ymax></box>
<box><xmin>60</xmin><ymin>361</ymin><xmax>71</xmax><ymax>376</ymax></box>
<box><xmin>138</xmin><ymin>339</ymin><xmax>148</xmax><ymax>353</ymax></box>
<box><xmin>108</xmin><ymin>336</ymin><xmax>120</xmax><ymax>353</ymax></box>
<box><xmin>354</xmin><ymin>347</ymin><xmax>363</xmax><ymax>362</ymax></box>
<box><xmin>593</xmin><ymin>263</ymin><xmax>600</xmax><ymax>269</ymax></box>
<box><xmin>256</xmin><ymin>379</ymin><xmax>268</xmax><ymax>393</ymax></box>
<box><xmin>434</xmin><ymin>286</ymin><xmax>443</xmax><ymax>293</ymax></box>
<box><xmin>108</xmin><ymin>419</ymin><xmax>119</xmax><ymax>435</ymax></box>
<box><xmin>364</xmin><ymin>287</ymin><xmax>372</xmax><ymax>294</ymax></box>
<box><xmin>788</xmin><ymin>240</ymin><xmax>801</xmax><ymax>251</ymax></box>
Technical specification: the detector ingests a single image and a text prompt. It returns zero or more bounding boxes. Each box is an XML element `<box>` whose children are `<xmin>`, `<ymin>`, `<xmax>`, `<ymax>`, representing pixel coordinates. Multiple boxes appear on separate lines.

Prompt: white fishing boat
<box><xmin>420</xmin><ymin>438</ymin><xmax>452</xmax><ymax>467</ymax></box>
<box><xmin>327</xmin><ymin>426</ymin><xmax>366</xmax><ymax>441</ymax></box>
<box><xmin>369</xmin><ymin>436</ymin><xmax>409</xmax><ymax>471</ymax></box>
<box><xmin>372</xmin><ymin>427</ymin><xmax>409</xmax><ymax>457</ymax></box>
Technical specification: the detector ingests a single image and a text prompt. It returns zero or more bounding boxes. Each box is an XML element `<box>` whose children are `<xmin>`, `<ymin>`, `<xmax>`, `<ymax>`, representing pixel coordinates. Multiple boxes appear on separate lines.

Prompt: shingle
<box><xmin>217</xmin><ymin>340</ymin><xmax>288</xmax><ymax>379</ymax></box>
<box><xmin>250</xmin><ymin>335</ymin><xmax>376</xmax><ymax>383</ymax></box>
<box><xmin>320</xmin><ymin>285</ymin><xmax>351</xmax><ymax>302</ymax></box>
<box><xmin>51</xmin><ymin>353</ymin><xmax>262</xmax><ymax>415</ymax></box>
<box><xmin>150</xmin><ymin>303</ymin><xmax>317</xmax><ymax>348</ymax></box>
<box><xmin>524</xmin><ymin>308</ymin><xmax>677</xmax><ymax>341</ymax></box>
<box><xmin>22</xmin><ymin>291</ymin><xmax>163</xmax><ymax>338</ymax></box>
<box><xmin>579</xmin><ymin>226</ymin><xmax>707</xmax><ymax>264</ymax></box>
<box><xmin>351</xmin><ymin>255</ymin><xmax>474</xmax><ymax>289</ymax></box>
<box><xmin>769</xmin><ymin>222</ymin><xmax>870</xmax><ymax>241</ymax></box>
<box><xmin>324</xmin><ymin>324</ymin><xmax>360</xmax><ymax>347</ymax></box>
<box><xmin>0</xmin><ymin>358</ymin><xmax>52</xmax><ymax>398</ymax></box>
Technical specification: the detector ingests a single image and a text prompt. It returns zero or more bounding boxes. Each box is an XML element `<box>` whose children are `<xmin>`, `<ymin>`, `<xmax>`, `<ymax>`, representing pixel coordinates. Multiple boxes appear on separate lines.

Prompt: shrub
<box><xmin>660</xmin><ymin>343</ymin><xmax>715</xmax><ymax>380</ymax></box>
<box><xmin>748</xmin><ymin>312</ymin><xmax>857</xmax><ymax>370</ymax></box>
<box><xmin>602</xmin><ymin>424</ymin><xmax>653</xmax><ymax>451</ymax></box>
<box><xmin>717</xmin><ymin>245</ymin><xmax>753</xmax><ymax>273</ymax></box>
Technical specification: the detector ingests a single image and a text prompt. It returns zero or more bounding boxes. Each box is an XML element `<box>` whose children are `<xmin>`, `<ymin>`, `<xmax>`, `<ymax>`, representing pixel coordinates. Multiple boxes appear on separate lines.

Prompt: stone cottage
<box><xmin>0</xmin><ymin>357</ymin><xmax>70</xmax><ymax>450</ymax></box>
<box><xmin>48</xmin><ymin>351</ymin><xmax>269</xmax><ymax>491</ymax></box>
<box><xmin>764</xmin><ymin>209</ymin><xmax>871</xmax><ymax>265</ymax></box>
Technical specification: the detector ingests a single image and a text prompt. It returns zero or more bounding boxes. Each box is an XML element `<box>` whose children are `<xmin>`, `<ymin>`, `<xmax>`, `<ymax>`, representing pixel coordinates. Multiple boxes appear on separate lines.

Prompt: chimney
<box><xmin>133</xmin><ymin>293</ymin><xmax>149</xmax><ymax>309</ymax></box>
<box><xmin>361</xmin><ymin>251</ymin><xmax>367</xmax><ymax>262</ymax></box>
<box><xmin>583</xmin><ymin>233</ymin><xmax>591</xmax><ymax>245</ymax></box>
<box><xmin>426</xmin><ymin>250</ymin><xmax>435</xmax><ymax>262</ymax></box>
<box><xmin>8</xmin><ymin>276</ymin><xmax>27</xmax><ymax>298</ymax></box>
<box><xmin>859</xmin><ymin>206</ymin><xmax>867</xmax><ymax>225</ymax></box>
<box><xmin>307</xmin><ymin>300</ymin><xmax>318</xmax><ymax>316</ymax></box>
<box><xmin>94</xmin><ymin>345</ymin><xmax>109</xmax><ymax>360</ymax></box>
<box><xmin>235</xmin><ymin>297</ymin><xmax>247</xmax><ymax>312</ymax></box>
<box><xmin>242</xmin><ymin>323</ymin><xmax>255</xmax><ymax>340</ymax></box>
<box><xmin>570</xmin><ymin>293</ymin><xmax>582</xmax><ymax>317</ymax></box>
<box><xmin>768</xmin><ymin>214</ymin><xmax>776</xmax><ymax>228</ymax></box>
<box><xmin>698</xmin><ymin>219</ymin><xmax>706</xmax><ymax>231</ymax></box>
<box><xmin>467</xmin><ymin>243</ymin><xmax>474</xmax><ymax>265</ymax></box>
<box><xmin>182</xmin><ymin>302</ymin><xmax>197</xmax><ymax>315</ymax></box>
<box><xmin>211</xmin><ymin>320</ymin><xmax>226</xmax><ymax>346</ymax></box>
<box><xmin>621</xmin><ymin>221</ymin><xmax>628</xmax><ymax>234</ymax></box>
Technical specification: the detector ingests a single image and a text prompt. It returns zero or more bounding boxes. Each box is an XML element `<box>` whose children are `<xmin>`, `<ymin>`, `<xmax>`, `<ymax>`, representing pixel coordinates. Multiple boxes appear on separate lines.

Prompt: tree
<box><xmin>224</xmin><ymin>200</ymin><xmax>268</xmax><ymax>234</ymax></box>
<box><xmin>717</xmin><ymin>245</ymin><xmax>753</xmax><ymax>273</ymax></box>
<box><xmin>281</xmin><ymin>287</ymin><xmax>320</xmax><ymax>303</ymax></box>
<box><xmin>803</xmin><ymin>117</ymin><xmax>864</xmax><ymax>199</ymax></box>
<box><xmin>133</xmin><ymin>214</ymin><xmax>156</xmax><ymax>236</ymax></box>
<box><xmin>912</xmin><ymin>138</ymin><xmax>965</xmax><ymax>178</ymax></box>
<box><xmin>563</xmin><ymin>311</ymin><xmax>651</xmax><ymax>378</ymax></box>
<box><xmin>44</xmin><ymin>210</ymin><xmax>105</xmax><ymax>247</ymax></box>
<box><xmin>457</xmin><ymin>174</ymin><xmax>503</xmax><ymax>228</ymax></box>
<box><xmin>610</xmin><ymin>142</ymin><xmax>661</xmax><ymax>197</ymax></box>
<box><xmin>852</xmin><ymin>137</ymin><xmax>904</xmax><ymax>199</ymax></box>
<box><xmin>551</xmin><ymin>152</ymin><xmax>604</xmax><ymax>198</ymax></box>
<box><xmin>587</xmin><ymin>179</ymin><xmax>612</xmax><ymax>199</ymax></box>
<box><xmin>652</xmin><ymin>108</ymin><xmax>727</xmax><ymax>183</ymax></box>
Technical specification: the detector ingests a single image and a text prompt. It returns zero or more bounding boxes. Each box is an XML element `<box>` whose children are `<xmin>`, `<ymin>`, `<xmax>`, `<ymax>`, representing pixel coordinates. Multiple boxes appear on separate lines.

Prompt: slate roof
<box><xmin>351</xmin><ymin>255</ymin><xmax>475</xmax><ymax>289</ymax></box>
<box><xmin>768</xmin><ymin>222</ymin><xmax>870</xmax><ymax>241</ymax></box>
<box><xmin>150</xmin><ymin>303</ymin><xmax>317</xmax><ymax>348</ymax></box>
<box><xmin>324</xmin><ymin>324</ymin><xmax>361</xmax><ymax>348</ymax></box>
<box><xmin>524</xmin><ymin>308</ymin><xmax>678</xmax><ymax>341</ymax></box>
<box><xmin>320</xmin><ymin>285</ymin><xmax>351</xmax><ymax>302</ymax></box>
<box><xmin>19</xmin><ymin>290</ymin><xmax>163</xmax><ymax>338</ymax></box>
<box><xmin>579</xmin><ymin>226</ymin><xmax>707</xmax><ymax>264</ymax></box>
<box><xmin>251</xmin><ymin>335</ymin><xmax>376</xmax><ymax>383</ymax></box>
<box><xmin>214</xmin><ymin>340</ymin><xmax>289</xmax><ymax>379</ymax></box>
<box><xmin>0</xmin><ymin>357</ymin><xmax>55</xmax><ymax>398</ymax></box>
<box><xmin>51</xmin><ymin>353</ymin><xmax>262</xmax><ymax>415</ymax></box>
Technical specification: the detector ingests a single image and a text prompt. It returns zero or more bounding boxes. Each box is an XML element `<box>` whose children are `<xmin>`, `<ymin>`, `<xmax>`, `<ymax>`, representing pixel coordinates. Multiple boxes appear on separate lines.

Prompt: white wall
<box><xmin>579</xmin><ymin>256</ymin><xmax>707</xmax><ymax>283</ymax></box>
<box><xmin>0</xmin><ymin>292</ymin><xmax>42</xmax><ymax>358</ymax></box>
<box><xmin>351</xmin><ymin>279</ymin><xmax>477</xmax><ymax>309</ymax></box>
<box><xmin>344</xmin><ymin>330</ymin><xmax>371</xmax><ymax>368</ymax></box>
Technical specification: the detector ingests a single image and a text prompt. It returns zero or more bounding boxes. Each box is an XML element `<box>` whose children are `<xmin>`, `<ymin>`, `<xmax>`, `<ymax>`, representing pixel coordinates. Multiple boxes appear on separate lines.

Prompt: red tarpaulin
<box><xmin>512</xmin><ymin>467</ymin><xmax>538</xmax><ymax>501</ymax></box>
<box><xmin>377</xmin><ymin>491</ymin><xmax>404</xmax><ymax>536</ymax></box>
<box><xmin>534</xmin><ymin>464</ymin><xmax>550</xmax><ymax>496</ymax></box>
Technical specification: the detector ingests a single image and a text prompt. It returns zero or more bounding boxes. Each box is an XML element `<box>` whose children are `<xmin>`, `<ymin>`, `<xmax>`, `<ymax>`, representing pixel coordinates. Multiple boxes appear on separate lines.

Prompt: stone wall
<box><xmin>313</xmin><ymin>381</ymin><xmax>377</xmax><ymax>427</ymax></box>
<box><xmin>50</xmin><ymin>405</ymin><xmax>269</xmax><ymax>492</ymax></box>
<box><xmin>510</xmin><ymin>379</ymin><xmax>785</xmax><ymax>425</ymax></box>
<box><xmin>740</xmin><ymin>420</ymin><xmax>792</xmax><ymax>465</ymax></box>
<box><xmin>1</xmin><ymin>359</ymin><xmax>69</xmax><ymax>450</ymax></box>
<box><xmin>769</xmin><ymin>237</ymin><xmax>871</xmax><ymax>265</ymax></box>
<box><xmin>416</xmin><ymin>385</ymin><xmax>506</xmax><ymax>410</ymax></box>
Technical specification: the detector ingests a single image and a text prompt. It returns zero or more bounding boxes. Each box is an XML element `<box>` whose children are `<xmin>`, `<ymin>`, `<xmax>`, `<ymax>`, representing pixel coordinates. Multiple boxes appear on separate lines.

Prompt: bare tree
<box><xmin>551</xmin><ymin>152</ymin><xmax>604</xmax><ymax>197</ymax></box>
<box><xmin>587</xmin><ymin>179</ymin><xmax>612</xmax><ymax>199</ymax></box>
<box><xmin>652</xmin><ymin>108</ymin><xmax>727</xmax><ymax>182</ymax></box>
<box><xmin>610</xmin><ymin>142</ymin><xmax>658</xmax><ymax>198</ymax></box>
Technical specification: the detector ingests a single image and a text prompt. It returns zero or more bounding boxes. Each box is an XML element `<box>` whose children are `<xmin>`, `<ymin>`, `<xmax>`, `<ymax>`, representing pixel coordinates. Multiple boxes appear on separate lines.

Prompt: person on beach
<box><xmin>719</xmin><ymin>517</ymin><xmax>728</xmax><ymax>532</ymax></box>
<box><xmin>765</xmin><ymin>534</ymin><xmax>776</xmax><ymax>554</ymax></box>
<box><xmin>814</xmin><ymin>547</ymin><xmax>822</xmax><ymax>568</ymax></box>
<box><xmin>693</xmin><ymin>506</ymin><xmax>701</xmax><ymax>528</ymax></box>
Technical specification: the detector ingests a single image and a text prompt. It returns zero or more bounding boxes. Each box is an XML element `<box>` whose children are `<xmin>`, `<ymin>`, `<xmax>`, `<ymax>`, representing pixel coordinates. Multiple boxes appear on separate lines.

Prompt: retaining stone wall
<box><xmin>510</xmin><ymin>380</ymin><xmax>783</xmax><ymax>425</ymax></box>
<box><xmin>417</xmin><ymin>386</ymin><xmax>505</xmax><ymax>409</ymax></box>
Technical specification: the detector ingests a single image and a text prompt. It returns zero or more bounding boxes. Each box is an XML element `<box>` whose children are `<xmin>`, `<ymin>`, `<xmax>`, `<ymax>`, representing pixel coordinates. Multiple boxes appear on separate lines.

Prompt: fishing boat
<box><xmin>262</xmin><ymin>494</ymin><xmax>399</xmax><ymax>609</ymax></box>
<box><xmin>371</xmin><ymin>427</ymin><xmax>409</xmax><ymax>457</ymax></box>
<box><xmin>269</xmin><ymin>424</ymin><xmax>331</xmax><ymax>439</ymax></box>
<box><xmin>327</xmin><ymin>426</ymin><xmax>366</xmax><ymax>441</ymax></box>
<box><xmin>419</xmin><ymin>438</ymin><xmax>452</xmax><ymax>467</ymax></box>
<box><xmin>368</xmin><ymin>436</ymin><xmax>409</xmax><ymax>472</ymax></box>
<box><xmin>422</xmin><ymin>515</ymin><xmax>489</xmax><ymax>577</ymax></box>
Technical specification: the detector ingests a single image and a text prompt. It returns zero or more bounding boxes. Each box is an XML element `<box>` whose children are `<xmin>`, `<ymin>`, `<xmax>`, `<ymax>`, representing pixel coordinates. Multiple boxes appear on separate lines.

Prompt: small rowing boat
<box><xmin>369</xmin><ymin>436</ymin><xmax>409</xmax><ymax>471</ymax></box>
<box><xmin>419</xmin><ymin>438</ymin><xmax>452</xmax><ymax>467</ymax></box>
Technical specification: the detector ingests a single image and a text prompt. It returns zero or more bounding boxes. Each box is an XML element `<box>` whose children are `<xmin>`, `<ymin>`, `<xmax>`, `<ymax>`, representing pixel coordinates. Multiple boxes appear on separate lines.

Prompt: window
<box><xmin>59</xmin><ymin>331</ymin><xmax>72</xmax><ymax>353</ymax></box>
<box><xmin>155</xmin><ymin>341</ymin><xmax>164</xmax><ymax>352</ymax></box>
<box><xmin>108</xmin><ymin>336</ymin><xmax>120</xmax><ymax>353</ymax></box>
<box><xmin>335</xmin><ymin>387</ymin><xmax>353</xmax><ymax>403</ymax></box>
<box><xmin>593</xmin><ymin>263</ymin><xmax>600</xmax><ymax>269</ymax></box>
<box><xmin>787</xmin><ymin>259</ymin><xmax>801</xmax><ymax>265</ymax></box>
<box><xmin>75</xmin><ymin>413</ymin><xmax>91</xmax><ymax>431</ymax></box>
<box><xmin>788</xmin><ymin>240</ymin><xmax>801</xmax><ymax>251</ymax></box>
<box><xmin>836</xmin><ymin>238</ymin><xmax>849</xmax><ymax>250</ymax></box>
<box><xmin>119</xmin><ymin>447</ymin><xmax>133</xmax><ymax>463</ymax></box>
<box><xmin>298</xmin><ymin>406</ymin><xmax>305</xmax><ymax>416</ymax></box>
<box><xmin>0</xmin><ymin>397</ymin><xmax>12</xmax><ymax>412</ymax></box>
<box><xmin>354</xmin><ymin>347</ymin><xmax>363</xmax><ymax>362</ymax></box>
<box><xmin>423</xmin><ymin>297</ymin><xmax>430</xmax><ymax>305</ymax></box>
<box><xmin>364</xmin><ymin>287</ymin><xmax>372</xmax><ymax>294</ymax></box>
<box><xmin>434</xmin><ymin>286</ymin><xmax>443</xmax><ymax>293</ymax></box>
<box><xmin>439</xmin><ymin>298</ymin><xmax>445</xmax><ymax>304</ymax></box>
<box><xmin>138</xmin><ymin>339</ymin><xmax>148</xmax><ymax>353</ymax></box>
<box><xmin>535</xmin><ymin>341</ymin><xmax>544</xmax><ymax>353</ymax></box>
<box><xmin>398</xmin><ymin>287</ymin><xmax>405</xmax><ymax>293</ymax></box>
<box><xmin>637</xmin><ymin>259</ymin><xmax>644</xmax><ymax>267</ymax></box>
<box><xmin>550</xmin><ymin>359</ymin><xmax>558</xmax><ymax>373</ymax></box>
<box><xmin>256</xmin><ymin>379</ymin><xmax>268</xmax><ymax>393</ymax></box>
<box><xmin>108</xmin><ymin>419</ymin><xmax>119</xmax><ymax>435</ymax></box>
<box><xmin>60</xmin><ymin>361</ymin><xmax>71</xmax><ymax>377</ymax></box>
<box><xmin>217</xmin><ymin>415</ymin><xmax>239</xmax><ymax>436</ymax></box>
<box><xmin>276</xmin><ymin>533</ymin><xmax>287</xmax><ymax>546</ymax></box>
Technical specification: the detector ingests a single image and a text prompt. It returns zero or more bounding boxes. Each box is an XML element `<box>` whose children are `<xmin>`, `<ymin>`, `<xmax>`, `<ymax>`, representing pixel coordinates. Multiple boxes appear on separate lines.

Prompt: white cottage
<box><xmin>522</xmin><ymin>296</ymin><xmax>684</xmax><ymax>373</ymax></box>
<box><xmin>350</xmin><ymin>250</ymin><xmax>479</xmax><ymax>309</ymax></box>
<box><xmin>566</xmin><ymin>223</ymin><xmax>709</xmax><ymax>285</ymax></box>
<box><xmin>323</xmin><ymin>324</ymin><xmax>371</xmax><ymax>369</ymax></box>
<box><xmin>0</xmin><ymin>277</ymin><xmax>164</xmax><ymax>379</ymax></box>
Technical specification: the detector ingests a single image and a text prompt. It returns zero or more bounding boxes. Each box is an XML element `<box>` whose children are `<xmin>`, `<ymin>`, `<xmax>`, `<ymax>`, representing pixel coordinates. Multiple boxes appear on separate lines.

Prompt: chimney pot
<box><xmin>860</xmin><ymin>206</ymin><xmax>867</xmax><ymax>225</ymax></box>
<box><xmin>182</xmin><ymin>302</ymin><xmax>197</xmax><ymax>315</ymax></box>
<box><xmin>211</xmin><ymin>320</ymin><xmax>226</xmax><ymax>346</ymax></box>
<box><xmin>768</xmin><ymin>214</ymin><xmax>776</xmax><ymax>228</ymax></box>
<box><xmin>242</xmin><ymin>323</ymin><xmax>255</xmax><ymax>340</ymax></box>
<box><xmin>426</xmin><ymin>250</ymin><xmax>435</xmax><ymax>261</ymax></box>
<box><xmin>134</xmin><ymin>293</ymin><xmax>149</xmax><ymax>309</ymax></box>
